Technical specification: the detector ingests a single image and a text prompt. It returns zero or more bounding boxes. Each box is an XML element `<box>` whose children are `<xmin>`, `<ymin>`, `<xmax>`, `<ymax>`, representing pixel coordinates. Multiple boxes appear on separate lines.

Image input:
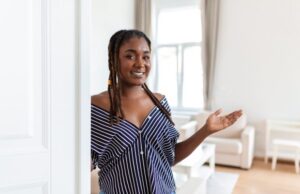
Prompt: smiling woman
<box><xmin>118</xmin><ymin>36</ymin><xmax>151</xmax><ymax>87</ymax></box>
<box><xmin>91</xmin><ymin>29</ymin><xmax>242</xmax><ymax>194</ymax></box>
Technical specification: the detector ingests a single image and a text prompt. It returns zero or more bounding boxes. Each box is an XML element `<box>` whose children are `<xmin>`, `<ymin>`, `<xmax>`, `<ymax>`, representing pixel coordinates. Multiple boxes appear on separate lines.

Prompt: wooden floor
<box><xmin>215</xmin><ymin>158</ymin><xmax>300</xmax><ymax>194</ymax></box>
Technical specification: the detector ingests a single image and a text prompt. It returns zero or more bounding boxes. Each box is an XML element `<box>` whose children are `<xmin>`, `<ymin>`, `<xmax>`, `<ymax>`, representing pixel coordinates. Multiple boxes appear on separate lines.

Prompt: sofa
<box><xmin>188</xmin><ymin>111</ymin><xmax>255</xmax><ymax>169</ymax></box>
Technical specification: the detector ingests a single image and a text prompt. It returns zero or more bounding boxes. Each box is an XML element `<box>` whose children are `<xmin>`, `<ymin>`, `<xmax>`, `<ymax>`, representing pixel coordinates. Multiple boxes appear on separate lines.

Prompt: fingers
<box><xmin>233</xmin><ymin>110</ymin><xmax>243</xmax><ymax>119</ymax></box>
<box><xmin>212</xmin><ymin>109</ymin><xmax>243</xmax><ymax>124</ymax></box>
<box><xmin>226</xmin><ymin>110</ymin><xmax>243</xmax><ymax>123</ymax></box>
<box><xmin>213</xmin><ymin>108</ymin><xmax>223</xmax><ymax>116</ymax></box>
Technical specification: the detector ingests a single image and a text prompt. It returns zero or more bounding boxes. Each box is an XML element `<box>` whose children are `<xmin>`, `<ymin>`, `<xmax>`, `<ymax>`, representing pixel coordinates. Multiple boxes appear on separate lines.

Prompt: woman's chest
<box><xmin>121</xmin><ymin>99</ymin><xmax>156</xmax><ymax>129</ymax></box>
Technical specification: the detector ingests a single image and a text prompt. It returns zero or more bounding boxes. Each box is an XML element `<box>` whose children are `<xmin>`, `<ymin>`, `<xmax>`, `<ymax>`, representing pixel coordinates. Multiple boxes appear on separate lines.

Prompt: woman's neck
<box><xmin>120</xmin><ymin>85</ymin><xmax>145</xmax><ymax>99</ymax></box>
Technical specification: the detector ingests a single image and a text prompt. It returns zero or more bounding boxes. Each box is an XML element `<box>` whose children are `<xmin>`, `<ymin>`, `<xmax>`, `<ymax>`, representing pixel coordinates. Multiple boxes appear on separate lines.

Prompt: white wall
<box><xmin>213</xmin><ymin>0</ymin><xmax>300</xmax><ymax>156</ymax></box>
<box><xmin>90</xmin><ymin>0</ymin><xmax>135</xmax><ymax>95</ymax></box>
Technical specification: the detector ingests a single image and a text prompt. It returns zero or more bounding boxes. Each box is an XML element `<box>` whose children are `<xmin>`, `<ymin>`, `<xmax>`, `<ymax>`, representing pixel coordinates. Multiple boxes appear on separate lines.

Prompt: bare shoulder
<box><xmin>91</xmin><ymin>91</ymin><xmax>110</xmax><ymax>111</ymax></box>
<box><xmin>153</xmin><ymin>92</ymin><xmax>165</xmax><ymax>101</ymax></box>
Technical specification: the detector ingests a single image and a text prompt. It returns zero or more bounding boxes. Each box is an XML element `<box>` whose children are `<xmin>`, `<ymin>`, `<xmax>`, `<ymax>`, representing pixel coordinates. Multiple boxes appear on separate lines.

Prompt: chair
<box><xmin>265</xmin><ymin>119</ymin><xmax>300</xmax><ymax>164</ymax></box>
<box><xmin>190</xmin><ymin>111</ymin><xmax>255</xmax><ymax>169</ymax></box>
<box><xmin>271</xmin><ymin>139</ymin><xmax>300</xmax><ymax>174</ymax></box>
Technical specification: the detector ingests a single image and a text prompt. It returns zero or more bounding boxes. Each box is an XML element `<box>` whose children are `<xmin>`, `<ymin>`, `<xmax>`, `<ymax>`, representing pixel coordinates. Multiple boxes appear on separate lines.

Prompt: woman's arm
<box><xmin>173</xmin><ymin>109</ymin><xmax>242</xmax><ymax>165</ymax></box>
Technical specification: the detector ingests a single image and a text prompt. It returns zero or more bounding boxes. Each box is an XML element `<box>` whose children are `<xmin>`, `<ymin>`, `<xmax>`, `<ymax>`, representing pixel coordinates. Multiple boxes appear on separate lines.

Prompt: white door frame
<box><xmin>77</xmin><ymin>0</ymin><xmax>92</xmax><ymax>193</ymax></box>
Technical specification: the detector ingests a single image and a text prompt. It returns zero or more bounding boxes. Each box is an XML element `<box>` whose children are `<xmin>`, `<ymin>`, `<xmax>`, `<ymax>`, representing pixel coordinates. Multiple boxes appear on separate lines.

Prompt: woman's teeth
<box><xmin>132</xmin><ymin>72</ymin><xmax>144</xmax><ymax>77</ymax></box>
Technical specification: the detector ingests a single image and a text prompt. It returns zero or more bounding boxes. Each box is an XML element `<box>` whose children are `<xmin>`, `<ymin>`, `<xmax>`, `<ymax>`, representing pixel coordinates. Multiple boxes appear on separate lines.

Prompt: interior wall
<box><xmin>213</xmin><ymin>0</ymin><xmax>300</xmax><ymax>156</ymax></box>
<box><xmin>90</xmin><ymin>0</ymin><xmax>135</xmax><ymax>95</ymax></box>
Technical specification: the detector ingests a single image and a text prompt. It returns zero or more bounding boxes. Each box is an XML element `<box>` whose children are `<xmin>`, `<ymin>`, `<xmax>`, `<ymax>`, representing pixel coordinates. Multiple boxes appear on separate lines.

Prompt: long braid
<box><xmin>108</xmin><ymin>30</ymin><xmax>127</xmax><ymax>124</ymax></box>
<box><xmin>113</xmin><ymin>33</ymin><xmax>125</xmax><ymax>120</ymax></box>
<box><xmin>142</xmin><ymin>84</ymin><xmax>175</xmax><ymax>125</ymax></box>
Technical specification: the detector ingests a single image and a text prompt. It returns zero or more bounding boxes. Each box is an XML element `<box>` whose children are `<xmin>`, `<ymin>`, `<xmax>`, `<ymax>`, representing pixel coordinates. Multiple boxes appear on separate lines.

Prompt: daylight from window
<box><xmin>157</xmin><ymin>7</ymin><xmax>202</xmax><ymax>44</ymax></box>
<box><xmin>155</xmin><ymin>6</ymin><xmax>204</xmax><ymax>110</ymax></box>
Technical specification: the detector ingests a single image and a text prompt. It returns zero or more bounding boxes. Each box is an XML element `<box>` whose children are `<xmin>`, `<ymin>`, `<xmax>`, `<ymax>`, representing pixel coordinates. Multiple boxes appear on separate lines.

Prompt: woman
<box><xmin>91</xmin><ymin>29</ymin><xmax>242</xmax><ymax>194</ymax></box>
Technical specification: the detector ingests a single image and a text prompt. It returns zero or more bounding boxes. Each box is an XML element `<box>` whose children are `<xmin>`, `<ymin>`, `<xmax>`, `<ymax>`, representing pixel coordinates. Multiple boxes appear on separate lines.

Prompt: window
<box><xmin>153</xmin><ymin>5</ymin><xmax>204</xmax><ymax>110</ymax></box>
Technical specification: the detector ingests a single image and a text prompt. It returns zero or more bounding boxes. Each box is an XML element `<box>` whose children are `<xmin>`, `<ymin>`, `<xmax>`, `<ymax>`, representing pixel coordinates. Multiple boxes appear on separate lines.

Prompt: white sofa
<box><xmin>189</xmin><ymin>111</ymin><xmax>255</xmax><ymax>169</ymax></box>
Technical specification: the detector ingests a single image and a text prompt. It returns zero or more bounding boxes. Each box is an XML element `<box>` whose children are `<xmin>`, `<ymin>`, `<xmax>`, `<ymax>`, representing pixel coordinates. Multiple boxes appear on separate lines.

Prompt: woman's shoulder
<box><xmin>153</xmin><ymin>92</ymin><xmax>165</xmax><ymax>101</ymax></box>
<box><xmin>91</xmin><ymin>91</ymin><xmax>110</xmax><ymax>111</ymax></box>
<box><xmin>153</xmin><ymin>93</ymin><xmax>170</xmax><ymax>110</ymax></box>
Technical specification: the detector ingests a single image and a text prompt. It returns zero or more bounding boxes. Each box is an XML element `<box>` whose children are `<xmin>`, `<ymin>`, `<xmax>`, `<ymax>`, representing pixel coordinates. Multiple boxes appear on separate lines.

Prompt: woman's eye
<box><xmin>144</xmin><ymin>56</ymin><xmax>150</xmax><ymax>60</ymax></box>
<box><xmin>125</xmin><ymin>55</ymin><xmax>134</xmax><ymax>60</ymax></box>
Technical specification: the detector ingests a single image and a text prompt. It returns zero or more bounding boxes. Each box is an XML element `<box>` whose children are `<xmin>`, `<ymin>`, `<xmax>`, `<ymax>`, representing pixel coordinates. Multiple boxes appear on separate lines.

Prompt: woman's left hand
<box><xmin>204</xmin><ymin>109</ymin><xmax>243</xmax><ymax>134</ymax></box>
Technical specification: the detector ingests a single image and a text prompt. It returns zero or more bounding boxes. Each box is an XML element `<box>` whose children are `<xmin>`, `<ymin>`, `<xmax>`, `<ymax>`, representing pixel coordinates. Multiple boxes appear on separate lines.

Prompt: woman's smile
<box><xmin>131</xmin><ymin>71</ymin><xmax>145</xmax><ymax>78</ymax></box>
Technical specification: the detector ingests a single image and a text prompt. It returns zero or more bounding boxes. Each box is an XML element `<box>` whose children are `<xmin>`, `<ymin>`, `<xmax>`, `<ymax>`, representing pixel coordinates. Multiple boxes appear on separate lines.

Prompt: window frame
<box><xmin>152</xmin><ymin>0</ymin><xmax>204</xmax><ymax>112</ymax></box>
<box><xmin>154</xmin><ymin>42</ymin><xmax>202</xmax><ymax>111</ymax></box>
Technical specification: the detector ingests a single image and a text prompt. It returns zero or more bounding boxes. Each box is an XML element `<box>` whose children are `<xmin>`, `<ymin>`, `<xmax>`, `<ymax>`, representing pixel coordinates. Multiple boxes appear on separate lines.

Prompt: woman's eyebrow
<box><xmin>125</xmin><ymin>49</ymin><xmax>150</xmax><ymax>54</ymax></box>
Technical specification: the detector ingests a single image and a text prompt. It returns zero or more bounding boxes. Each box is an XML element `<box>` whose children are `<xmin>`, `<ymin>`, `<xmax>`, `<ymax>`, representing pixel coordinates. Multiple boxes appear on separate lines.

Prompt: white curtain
<box><xmin>135</xmin><ymin>0</ymin><xmax>153</xmax><ymax>39</ymax></box>
<box><xmin>201</xmin><ymin>0</ymin><xmax>220</xmax><ymax>110</ymax></box>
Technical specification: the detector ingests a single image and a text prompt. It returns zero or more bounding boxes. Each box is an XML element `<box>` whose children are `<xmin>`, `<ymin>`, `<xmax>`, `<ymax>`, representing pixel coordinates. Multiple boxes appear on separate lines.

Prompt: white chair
<box><xmin>191</xmin><ymin>111</ymin><xmax>255</xmax><ymax>169</ymax></box>
<box><xmin>265</xmin><ymin>119</ymin><xmax>300</xmax><ymax>164</ymax></box>
<box><xmin>271</xmin><ymin>139</ymin><xmax>300</xmax><ymax>174</ymax></box>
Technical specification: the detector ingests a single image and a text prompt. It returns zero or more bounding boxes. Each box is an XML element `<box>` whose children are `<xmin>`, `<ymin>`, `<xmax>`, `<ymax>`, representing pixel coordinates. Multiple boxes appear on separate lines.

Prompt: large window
<box><xmin>154</xmin><ymin>5</ymin><xmax>204</xmax><ymax>110</ymax></box>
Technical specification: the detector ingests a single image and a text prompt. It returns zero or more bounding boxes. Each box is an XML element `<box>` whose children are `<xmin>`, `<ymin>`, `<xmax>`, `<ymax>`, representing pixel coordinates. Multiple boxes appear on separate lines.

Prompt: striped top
<box><xmin>91</xmin><ymin>97</ymin><xmax>179</xmax><ymax>194</ymax></box>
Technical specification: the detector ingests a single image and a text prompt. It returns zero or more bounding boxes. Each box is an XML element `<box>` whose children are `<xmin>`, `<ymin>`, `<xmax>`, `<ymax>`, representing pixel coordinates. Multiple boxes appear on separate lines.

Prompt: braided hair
<box><xmin>107</xmin><ymin>29</ymin><xmax>174</xmax><ymax>125</ymax></box>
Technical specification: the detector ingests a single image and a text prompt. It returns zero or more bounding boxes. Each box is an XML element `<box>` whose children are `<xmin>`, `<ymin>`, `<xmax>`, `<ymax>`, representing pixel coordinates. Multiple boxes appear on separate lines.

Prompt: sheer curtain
<box><xmin>135</xmin><ymin>0</ymin><xmax>152</xmax><ymax>39</ymax></box>
<box><xmin>201</xmin><ymin>0</ymin><xmax>220</xmax><ymax>110</ymax></box>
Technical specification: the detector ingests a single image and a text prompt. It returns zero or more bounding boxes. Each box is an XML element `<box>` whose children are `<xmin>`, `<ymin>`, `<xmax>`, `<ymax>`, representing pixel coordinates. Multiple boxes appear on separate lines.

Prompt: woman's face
<box><xmin>118</xmin><ymin>37</ymin><xmax>151</xmax><ymax>87</ymax></box>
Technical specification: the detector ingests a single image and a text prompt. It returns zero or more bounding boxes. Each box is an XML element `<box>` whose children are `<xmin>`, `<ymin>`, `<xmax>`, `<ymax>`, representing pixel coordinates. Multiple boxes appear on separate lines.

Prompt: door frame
<box><xmin>77</xmin><ymin>0</ymin><xmax>91</xmax><ymax>193</ymax></box>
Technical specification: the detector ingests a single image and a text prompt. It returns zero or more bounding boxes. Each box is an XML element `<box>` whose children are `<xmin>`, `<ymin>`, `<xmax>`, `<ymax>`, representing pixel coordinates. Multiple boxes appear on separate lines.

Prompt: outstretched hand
<box><xmin>205</xmin><ymin>109</ymin><xmax>243</xmax><ymax>134</ymax></box>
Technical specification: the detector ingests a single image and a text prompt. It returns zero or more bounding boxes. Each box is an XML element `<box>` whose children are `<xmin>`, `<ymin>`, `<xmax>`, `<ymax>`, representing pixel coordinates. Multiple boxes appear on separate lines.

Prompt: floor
<box><xmin>216</xmin><ymin>158</ymin><xmax>300</xmax><ymax>194</ymax></box>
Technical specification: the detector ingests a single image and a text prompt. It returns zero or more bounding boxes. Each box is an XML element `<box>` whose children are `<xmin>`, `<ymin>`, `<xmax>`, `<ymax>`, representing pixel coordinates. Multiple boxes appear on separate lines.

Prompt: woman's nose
<box><xmin>135</xmin><ymin>57</ymin><xmax>144</xmax><ymax>67</ymax></box>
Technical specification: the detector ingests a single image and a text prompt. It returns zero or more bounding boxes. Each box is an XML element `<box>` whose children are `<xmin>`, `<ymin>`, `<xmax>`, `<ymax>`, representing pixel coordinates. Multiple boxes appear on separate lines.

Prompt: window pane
<box><xmin>182</xmin><ymin>46</ymin><xmax>203</xmax><ymax>108</ymax></box>
<box><xmin>157</xmin><ymin>7</ymin><xmax>202</xmax><ymax>44</ymax></box>
<box><xmin>157</xmin><ymin>47</ymin><xmax>178</xmax><ymax>106</ymax></box>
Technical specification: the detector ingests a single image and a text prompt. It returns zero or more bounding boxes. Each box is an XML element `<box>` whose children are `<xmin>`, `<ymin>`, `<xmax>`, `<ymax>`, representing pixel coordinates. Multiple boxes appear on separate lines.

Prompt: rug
<box><xmin>174</xmin><ymin>169</ymin><xmax>239</xmax><ymax>194</ymax></box>
<box><xmin>207</xmin><ymin>171</ymin><xmax>239</xmax><ymax>194</ymax></box>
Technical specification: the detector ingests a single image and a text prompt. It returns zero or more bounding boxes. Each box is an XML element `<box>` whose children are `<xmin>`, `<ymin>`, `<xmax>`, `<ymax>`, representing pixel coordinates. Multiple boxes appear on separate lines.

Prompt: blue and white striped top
<box><xmin>91</xmin><ymin>97</ymin><xmax>179</xmax><ymax>194</ymax></box>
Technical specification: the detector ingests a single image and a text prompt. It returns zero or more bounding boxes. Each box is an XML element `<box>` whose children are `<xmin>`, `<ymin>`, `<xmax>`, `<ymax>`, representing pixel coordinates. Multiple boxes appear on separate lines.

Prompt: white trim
<box><xmin>41</xmin><ymin>0</ymin><xmax>51</xmax><ymax>152</ymax></box>
<box><xmin>77</xmin><ymin>0</ymin><xmax>91</xmax><ymax>193</ymax></box>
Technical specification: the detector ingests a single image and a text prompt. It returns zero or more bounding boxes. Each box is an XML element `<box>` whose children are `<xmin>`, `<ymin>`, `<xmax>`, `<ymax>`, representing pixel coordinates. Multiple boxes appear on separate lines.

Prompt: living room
<box><xmin>90</xmin><ymin>0</ymin><xmax>300</xmax><ymax>194</ymax></box>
